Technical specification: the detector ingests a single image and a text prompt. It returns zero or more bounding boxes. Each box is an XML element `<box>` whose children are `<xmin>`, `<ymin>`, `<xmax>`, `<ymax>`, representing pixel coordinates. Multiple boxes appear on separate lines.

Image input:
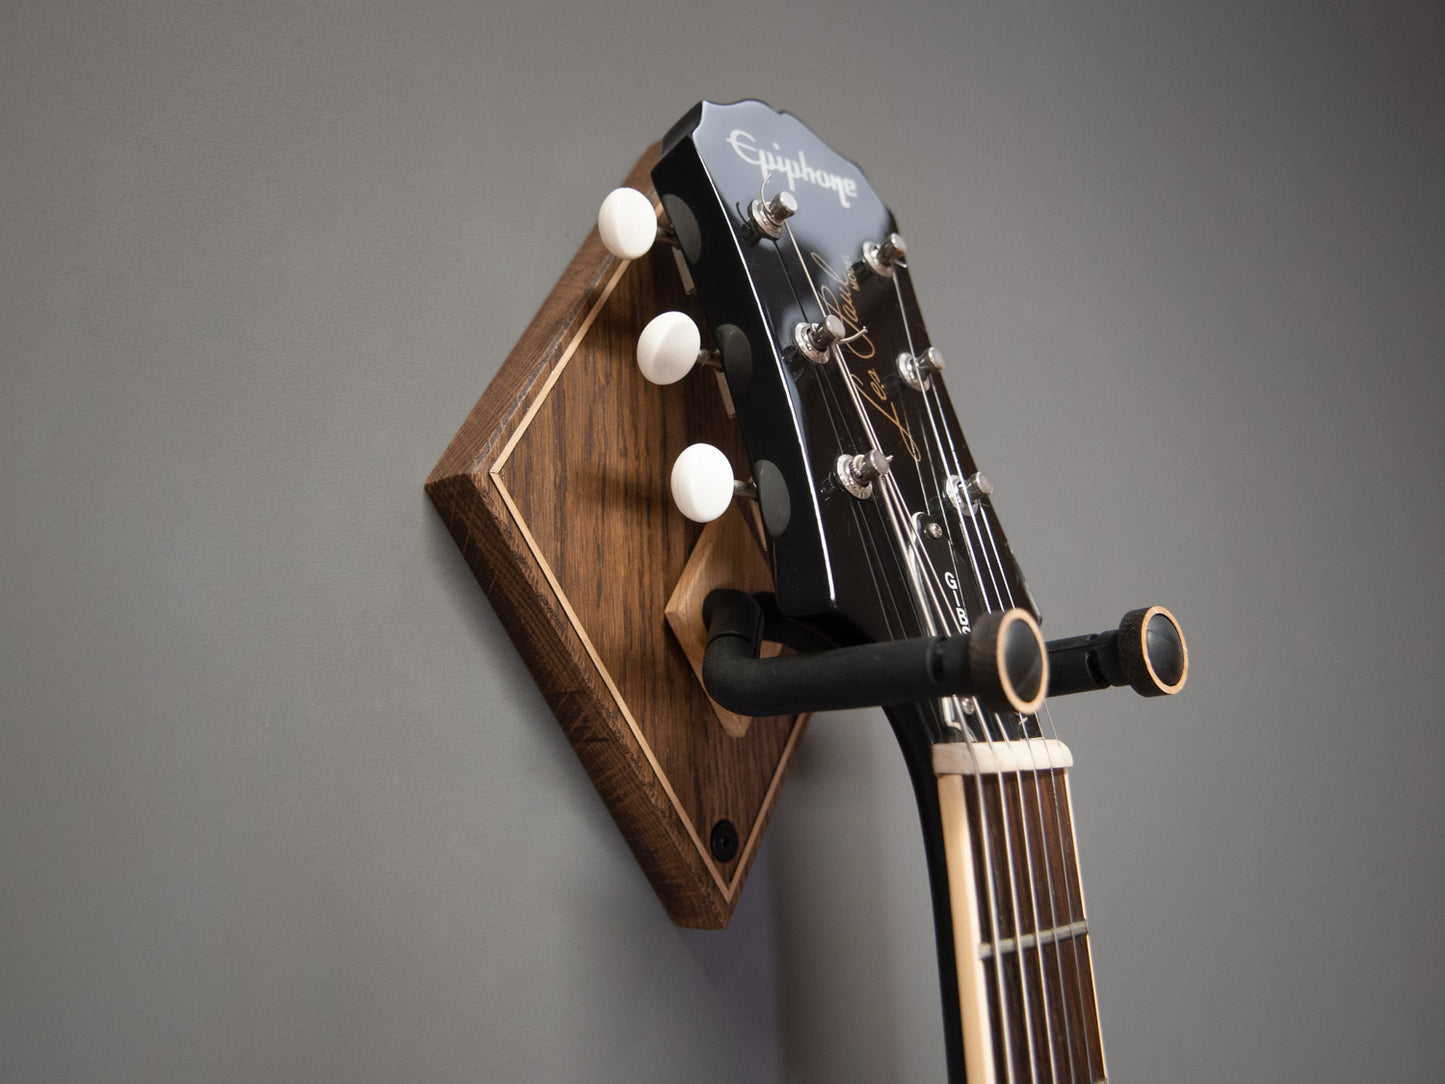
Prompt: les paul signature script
<box><xmin>810</xmin><ymin>251</ymin><xmax>920</xmax><ymax>462</ymax></box>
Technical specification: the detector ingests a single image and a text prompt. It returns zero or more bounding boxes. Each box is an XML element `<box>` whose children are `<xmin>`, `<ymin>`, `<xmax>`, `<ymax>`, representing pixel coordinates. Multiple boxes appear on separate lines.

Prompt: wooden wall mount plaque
<box><xmin>426</xmin><ymin>147</ymin><xmax>807</xmax><ymax>928</ymax></box>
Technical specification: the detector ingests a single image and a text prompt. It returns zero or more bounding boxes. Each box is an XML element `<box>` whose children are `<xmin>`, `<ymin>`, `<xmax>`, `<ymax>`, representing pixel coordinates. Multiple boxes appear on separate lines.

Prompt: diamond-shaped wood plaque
<box><xmin>426</xmin><ymin>147</ymin><xmax>806</xmax><ymax>928</ymax></box>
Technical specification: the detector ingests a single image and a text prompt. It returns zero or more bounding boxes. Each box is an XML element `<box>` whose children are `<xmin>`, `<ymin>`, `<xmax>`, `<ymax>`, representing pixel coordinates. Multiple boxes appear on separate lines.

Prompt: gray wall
<box><xmin>3</xmin><ymin>2</ymin><xmax>1441</xmax><ymax>1081</ymax></box>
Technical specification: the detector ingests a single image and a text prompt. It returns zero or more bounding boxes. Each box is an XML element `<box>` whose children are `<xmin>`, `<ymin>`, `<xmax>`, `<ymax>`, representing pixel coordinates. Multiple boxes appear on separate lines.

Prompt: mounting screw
<box><xmin>709</xmin><ymin>819</ymin><xmax>740</xmax><ymax>863</ymax></box>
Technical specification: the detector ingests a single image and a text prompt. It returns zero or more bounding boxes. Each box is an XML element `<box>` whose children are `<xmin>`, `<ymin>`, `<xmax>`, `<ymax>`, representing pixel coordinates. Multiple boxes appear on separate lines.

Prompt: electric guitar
<box><xmin>607</xmin><ymin>100</ymin><xmax>1189</xmax><ymax>1082</ymax></box>
<box><xmin>430</xmin><ymin>97</ymin><xmax>1187</xmax><ymax>1082</ymax></box>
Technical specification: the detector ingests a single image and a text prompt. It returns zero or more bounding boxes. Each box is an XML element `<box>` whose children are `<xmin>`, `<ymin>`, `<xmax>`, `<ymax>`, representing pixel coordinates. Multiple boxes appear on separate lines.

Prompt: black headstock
<box><xmin>652</xmin><ymin>100</ymin><xmax>1036</xmax><ymax>691</ymax></box>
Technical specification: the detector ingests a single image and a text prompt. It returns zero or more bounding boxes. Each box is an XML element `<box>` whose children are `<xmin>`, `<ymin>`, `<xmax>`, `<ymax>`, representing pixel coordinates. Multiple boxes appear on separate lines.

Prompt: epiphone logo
<box><xmin>727</xmin><ymin>129</ymin><xmax>860</xmax><ymax>209</ymax></box>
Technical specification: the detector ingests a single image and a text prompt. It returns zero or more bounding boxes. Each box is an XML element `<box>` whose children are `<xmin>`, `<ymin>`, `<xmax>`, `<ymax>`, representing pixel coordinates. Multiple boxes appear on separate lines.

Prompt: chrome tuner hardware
<box><xmin>597</xmin><ymin>187</ymin><xmax>678</xmax><ymax>260</ymax></box>
<box><xmin>793</xmin><ymin>314</ymin><xmax>848</xmax><ymax>365</ymax></box>
<box><xmin>897</xmin><ymin>346</ymin><xmax>945</xmax><ymax>391</ymax></box>
<box><xmin>635</xmin><ymin>311</ymin><xmax>720</xmax><ymax>385</ymax></box>
<box><xmin>863</xmin><ymin>232</ymin><xmax>907</xmax><ymax>276</ymax></box>
<box><xmin>748</xmin><ymin>190</ymin><xmax>798</xmax><ymax>239</ymax></box>
<box><xmin>947</xmin><ymin>471</ymin><xmax>993</xmax><ymax>515</ymax></box>
<box><xmin>670</xmin><ymin>443</ymin><xmax>755</xmax><ymax>524</ymax></box>
<box><xmin>837</xmin><ymin>449</ymin><xmax>891</xmax><ymax>499</ymax></box>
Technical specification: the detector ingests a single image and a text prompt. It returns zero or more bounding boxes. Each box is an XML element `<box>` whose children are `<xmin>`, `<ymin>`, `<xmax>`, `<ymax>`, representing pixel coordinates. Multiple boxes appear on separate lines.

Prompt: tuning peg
<box><xmin>597</xmin><ymin>187</ymin><xmax>678</xmax><ymax>260</ymax></box>
<box><xmin>897</xmin><ymin>346</ymin><xmax>945</xmax><ymax>391</ymax></box>
<box><xmin>863</xmin><ymin>232</ymin><xmax>908</xmax><ymax>277</ymax></box>
<box><xmin>636</xmin><ymin>312</ymin><xmax>721</xmax><ymax>385</ymax></box>
<box><xmin>748</xmin><ymin>190</ymin><xmax>798</xmax><ymax>239</ymax></box>
<box><xmin>670</xmin><ymin>443</ymin><xmax>754</xmax><ymax>523</ymax></box>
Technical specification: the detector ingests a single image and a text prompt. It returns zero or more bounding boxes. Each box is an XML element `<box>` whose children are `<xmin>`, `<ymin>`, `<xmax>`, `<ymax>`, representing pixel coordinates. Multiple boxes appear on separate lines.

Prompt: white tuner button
<box><xmin>670</xmin><ymin>443</ymin><xmax>738</xmax><ymax>523</ymax></box>
<box><xmin>597</xmin><ymin>187</ymin><xmax>658</xmax><ymax>260</ymax></box>
<box><xmin>638</xmin><ymin>311</ymin><xmax>709</xmax><ymax>385</ymax></box>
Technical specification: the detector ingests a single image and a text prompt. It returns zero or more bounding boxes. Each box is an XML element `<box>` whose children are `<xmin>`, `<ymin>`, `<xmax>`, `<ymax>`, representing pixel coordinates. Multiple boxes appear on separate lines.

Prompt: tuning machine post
<box><xmin>862</xmin><ymin>231</ymin><xmax>908</xmax><ymax>277</ymax></box>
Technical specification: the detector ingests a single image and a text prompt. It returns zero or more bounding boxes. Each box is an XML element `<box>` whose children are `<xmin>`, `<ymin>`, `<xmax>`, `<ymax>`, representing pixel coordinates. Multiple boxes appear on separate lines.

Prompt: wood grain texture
<box><xmin>663</xmin><ymin>504</ymin><xmax>783</xmax><ymax>739</ymax></box>
<box><xmin>426</xmin><ymin>147</ymin><xmax>806</xmax><ymax>928</ymax></box>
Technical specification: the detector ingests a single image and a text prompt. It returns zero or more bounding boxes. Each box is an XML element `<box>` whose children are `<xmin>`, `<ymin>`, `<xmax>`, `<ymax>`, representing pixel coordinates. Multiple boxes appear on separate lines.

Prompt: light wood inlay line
<box><xmin>977</xmin><ymin>919</ymin><xmax>1091</xmax><ymax>961</ymax></box>
<box><xmin>490</xmin><ymin>252</ymin><xmax>733</xmax><ymax>895</ymax></box>
<box><xmin>487</xmin><ymin>248</ymin><xmax>804</xmax><ymax>899</ymax></box>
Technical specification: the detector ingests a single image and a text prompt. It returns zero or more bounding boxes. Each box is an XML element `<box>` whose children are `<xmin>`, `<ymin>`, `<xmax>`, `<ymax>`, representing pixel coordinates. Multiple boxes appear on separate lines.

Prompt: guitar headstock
<box><xmin>645</xmin><ymin>100</ymin><xmax>1041</xmax><ymax>729</ymax></box>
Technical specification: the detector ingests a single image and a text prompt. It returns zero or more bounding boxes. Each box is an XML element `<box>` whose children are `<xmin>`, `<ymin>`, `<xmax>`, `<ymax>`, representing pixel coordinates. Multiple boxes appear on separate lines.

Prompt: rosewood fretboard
<box><xmin>936</xmin><ymin>740</ymin><xmax>1105</xmax><ymax>1083</ymax></box>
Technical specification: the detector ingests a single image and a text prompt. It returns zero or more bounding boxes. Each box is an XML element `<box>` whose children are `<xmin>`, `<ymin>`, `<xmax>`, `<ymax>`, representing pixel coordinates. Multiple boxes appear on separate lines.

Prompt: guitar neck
<box><xmin>892</xmin><ymin>706</ymin><xmax>1106</xmax><ymax>1082</ymax></box>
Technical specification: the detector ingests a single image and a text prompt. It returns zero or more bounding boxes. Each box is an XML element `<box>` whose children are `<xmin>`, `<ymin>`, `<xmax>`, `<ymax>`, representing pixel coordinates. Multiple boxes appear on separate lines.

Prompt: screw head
<box><xmin>709</xmin><ymin>820</ymin><xmax>740</xmax><ymax>863</ymax></box>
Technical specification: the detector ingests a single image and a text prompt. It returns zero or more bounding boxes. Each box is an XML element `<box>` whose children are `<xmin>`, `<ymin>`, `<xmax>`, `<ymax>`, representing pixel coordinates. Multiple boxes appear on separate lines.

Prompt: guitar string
<box><xmin>761</xmin><ymin>231</ymin><xmax>1016</xmax><ymax>1077</ymax></box>
<box><xmin>898</xmin><ymin>392</ymin><xmax>1065</xmax><ymax>1083</ymax></box>
<box><xmin>950</xmin><ymin>468</ymin><xmax>1088</xmax><ymax>1084</ymax></box>
<box><xmin>861</xmin><ymin>408</ymin><xmax>1039</xmax><ymax>1084</ymax></box>
<box><xmin>979</xmin><ymin>505</ymin><xmax>1100</xmax><ymax>1081</ymax></box>
<box><xmin>950</xmin><ymin>496</ymin><xmax>1067</xmax><ymax>1084</ymax></box>
<box><xmin>802</xmin><ymin>247</ymin><xmax>1069</xmax><ymax>1083</ymax></box>
<box><xmin>775</xmin><ymin>208</ymin><xmax>1055</xmax><ymax>1081</ymax></box>
<box><xmin>781</xmin><ymin>222</ymin><xmax>941</xmax><ymax>637</ymax></box>
<box><xmin>780</xmin><ymin>220</ymin><xmax>1036</xmax><ymax>1084</ymax></box>
<box><xmin>871</xmin><ymin>380</ymin><xmax>1050</xmax><ymax>1084</ymax></box>
<box><xmin>776</xmin><ymin>216</ymin><xmax>1024</xmax><ymax>1079</ymax></box>
<box><xmin>962</xmin><ymin>503</ymin><xmax>1068</xmax><ymax>1084</ymax></box>
<box><xmin>875</xmin><ymin>452</ymin><xmax>1045</xmax><ymax>1083</ymax></box>
<box><xmin>763</xmin><ymin>216</ymin><xmax>922</xmax><ymax>647</ymax></box>
<box><xmin>878</xmin><ymin>282</ymin><xmax>1051</xmax><ymax>1081</ymax></box>
<box><xmin>906</xmin><ymin>351</ymin><xmax>1089</xmax><ymax>1083</ymax></box>
<box><xmin>911</xmin><ymin>368</ymin><xmax>1078</xmax><ymax>1084</ymax></box>
<box><xmin>889</xmin><ymin>272</ymin><xmax>1077</xmax><ymax>1083</ymax></box>
<box><xmin>1033</xmin><ymin>696</ymin><xmax>1102</xmax><ymax>1081</ymax></box>
<box><xmin>876</xmin><ymin>261</ymin><xmax>1057</xmax><ymax>1080</ymax></box>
